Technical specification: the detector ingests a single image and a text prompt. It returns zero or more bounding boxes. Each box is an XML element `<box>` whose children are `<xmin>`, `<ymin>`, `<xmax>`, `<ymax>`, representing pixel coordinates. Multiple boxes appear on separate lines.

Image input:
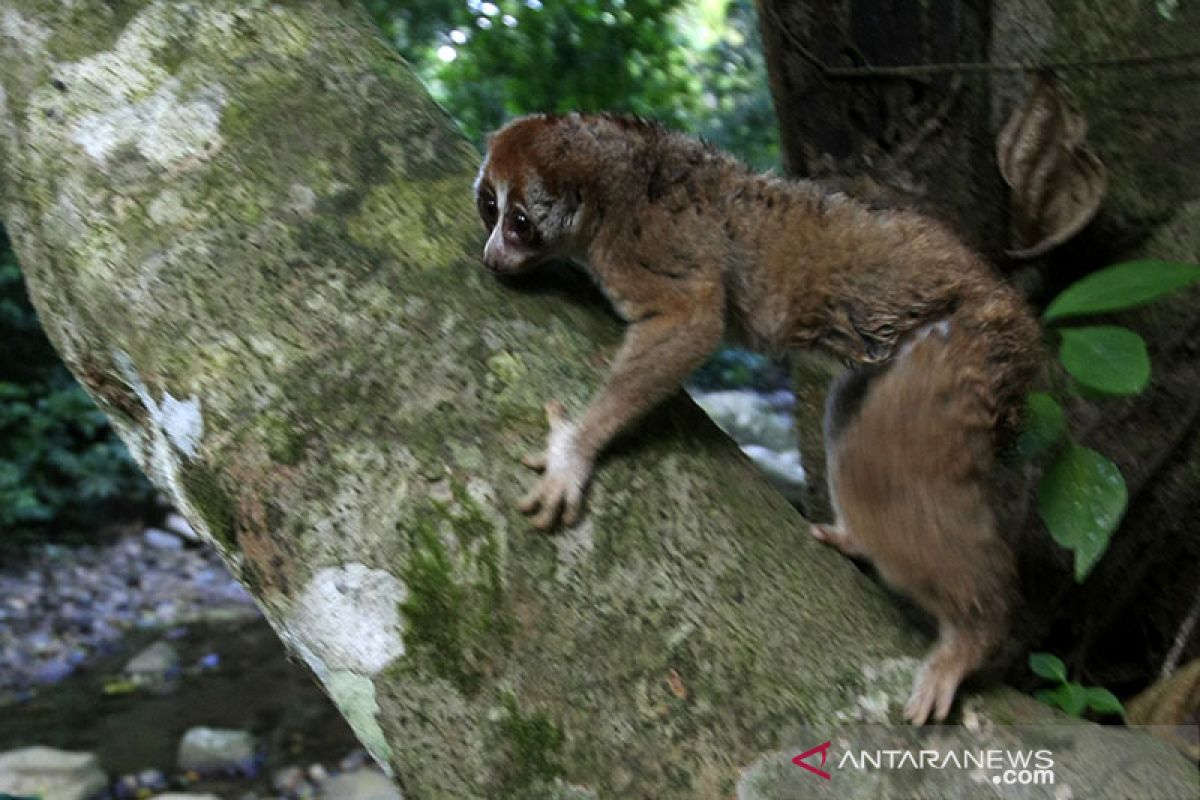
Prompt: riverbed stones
<box><xmin>176</xmin><ymin>726</ymin><xmax>257</xmax><ymax>775</ymax></box>
<box><xmin>317</xmin><ymin>769</ymin><xmax>401</xmax><ymax>800</ymax></box>
<box><xmin>0</xmin><ymin>746</ymin><xmax>108</xmax><ymax>800</ymax></box>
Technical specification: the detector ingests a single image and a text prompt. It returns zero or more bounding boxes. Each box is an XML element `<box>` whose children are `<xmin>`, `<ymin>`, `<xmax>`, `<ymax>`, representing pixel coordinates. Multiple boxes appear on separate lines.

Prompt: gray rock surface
<box><xmin>144</xmin><ymin>527</ymin><xmax>186</xmax><ymax>550</ymax></box>
<box><xmin>123</xmin><ymin>640</ymin><xmax>181</xmax><ymax>686</ymax></box>
<box><xmin>318</xmin><ymin>769</ymin><xmax>402</xmax><ymax>800</ymax></box>
<box><xmin>177</xmin><ymin>727</ymin><xmax>257</xmax><ymax>775</ymax></box>
<box><xmin>163</xmin><ymin>512</ymin><xmax>200</xmax><ymax>542</ymax></box>
<box><xmin>0</xmin><ymin>746</ymin><xmax>108</xmax><ymax>800</ymax></box>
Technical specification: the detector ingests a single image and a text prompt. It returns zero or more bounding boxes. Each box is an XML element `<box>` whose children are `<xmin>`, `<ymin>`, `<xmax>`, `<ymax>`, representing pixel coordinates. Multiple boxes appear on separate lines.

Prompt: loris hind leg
<box><xmin>906</xmin><ymin>617</ymin><xmax>1002</xmax><ymax>725</ymax></box>
<box><xmin>819</xmin><ymin>330</ymin><xmax>1014</xmax><ymax>725</ymax></box>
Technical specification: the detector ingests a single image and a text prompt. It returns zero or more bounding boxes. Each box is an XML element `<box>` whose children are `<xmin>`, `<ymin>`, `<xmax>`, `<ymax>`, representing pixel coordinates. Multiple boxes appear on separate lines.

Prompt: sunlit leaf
<box><xmin>1037</xmin><ymin>443</ymin><xmax>1127</xmax><ymax>582</ymax></box>
<box><xmin>1084</xmin><ymin>686</ymin><xmax>1125</xmax><ymax>716</ymax></box>
<box><xmin>1044</xmin><ymin>260</ymin><xmax>1200</xmax><ymax>321</ymax></box>
<box><xmin>1059</xmin><ymin>326</ymin><xmax>1150</xmax><ymax>396</ymax></box>
<box><xmin>1029</xmin><ymin>652</ymin><xmax>1068</xmax><ymax>683</ymax></box>
<box><xmin>1038</xmin><ymin>682</ymin><xmax>1089</xmax><ymax>716</ymax></box>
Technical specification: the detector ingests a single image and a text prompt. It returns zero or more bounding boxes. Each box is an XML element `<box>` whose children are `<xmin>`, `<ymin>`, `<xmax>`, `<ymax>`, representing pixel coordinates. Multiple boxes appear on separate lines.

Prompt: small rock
<box><xmin>144</xmin><ymin>527</ymin><xmax>185</xmax><ymax>551</ymax></box>
<box><xmin>338</xmin><ymin>750</ymin><xmax>368</xmax><ymax>772</ymax></box>
<box><xmin>177</xmin><ymin>727</ymin><xmax>258</xmax><ymax>775</ymax></box>
<box><xmin>0</xmin><ymin>746</ymin><xmax>108</xmax><ymax>800</ymax></box>
<box><xmin>318</xmin><ymin>769</ymin><xmax>401</xmax><ymax>800</ymax></box>
<box><xmin>114</xmin><ymin>773</ymin><xmax>141</xmax><ymax>798</ymax></box>
<box><xmin>273</xmin><ymin>764</ymin><xmax>307</xmax><ymax>794</ymax></box>
<box><xmin>138</xmin><ymin>768</ymin><xmax>168</xmax><ymax>791</ymax></box>
<box><xmin>163</xmin><ymin>512</ymin><xmax>200</xmax><ymax>541</ymax></box>
<box><xmin>307</xmin><ymin>762</ymin><xmax>328</xmax><ymax>783</ymax></box>
<box><xmin>31</xmin><ymin>658</ymin><xmax>75</xmax><ymax>685</ymax></box>
<box><xmin>123</xmin><ymin>640</ymin><xmax>181</xmax><ymax>689</ymax></box>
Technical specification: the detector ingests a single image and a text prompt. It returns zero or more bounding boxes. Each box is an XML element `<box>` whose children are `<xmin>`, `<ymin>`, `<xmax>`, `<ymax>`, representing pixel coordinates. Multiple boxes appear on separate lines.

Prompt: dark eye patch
<box><xmin>505</xmin><ymin>207</ymin><xmax>539</xmax><ymax>246</ymax></box>
<box><xmin>476</xmin><ymin>186</ymin><xmax>499</xmax><ymax>229</ymax></box>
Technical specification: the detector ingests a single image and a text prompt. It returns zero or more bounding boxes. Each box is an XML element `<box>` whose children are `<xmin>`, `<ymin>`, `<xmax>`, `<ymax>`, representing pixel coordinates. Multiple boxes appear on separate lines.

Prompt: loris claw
<box><xmin>518</xmin><ymin>401</ymin><xmax>591</xmax><ymax>529</ymax></box>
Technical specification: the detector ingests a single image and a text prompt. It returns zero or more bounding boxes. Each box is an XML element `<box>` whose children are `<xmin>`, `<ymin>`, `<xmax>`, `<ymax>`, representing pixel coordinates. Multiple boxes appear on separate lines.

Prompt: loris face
<box><xmin>474</xmin><ymin>115</ymin><xmax>584</xmax><ymax>275</ymax></box>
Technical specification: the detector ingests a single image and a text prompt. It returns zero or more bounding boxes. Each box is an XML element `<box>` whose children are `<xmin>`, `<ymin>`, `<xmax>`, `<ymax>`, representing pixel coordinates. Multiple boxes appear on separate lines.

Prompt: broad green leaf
<box><xmin>1059</xmin><ymin>326</ymin><xmax>1150</xmax><ymax>396</ymax></box>
<box><xmin>1084</xmin><ymin>686</ymin><xmax>1125</xmax><ymax>716</ymax></box>
<box><xmin>1044</xmin><ymin>260</ymin><xmax>1200</xmax><ymax>321</ymax></box>
<box><xmin>1028</xmin><ymin>652</ymin><xmax>1068</xmax><ymax>683</ymax></box>
<box><xmin>1015</xmin><ymin>393</ymin><xmax>1066</xmax><ymax>462</ymax></box>
<box><xmin>1037</xmin><ymin>443</ymin><xmax>1127</xmax><ymax>581</ymax></box>
<box><xmin>1038</xmin><ymin>682</ymin><xmax>1089</xmax><ymax>716</ymax></box>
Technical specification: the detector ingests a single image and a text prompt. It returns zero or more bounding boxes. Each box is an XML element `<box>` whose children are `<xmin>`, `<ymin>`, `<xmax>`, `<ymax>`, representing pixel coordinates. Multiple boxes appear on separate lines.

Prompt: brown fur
<box><xmin>475</xmin><ymin>113</ymin><xmax>1041</xmax><ymax>723</ymax></box>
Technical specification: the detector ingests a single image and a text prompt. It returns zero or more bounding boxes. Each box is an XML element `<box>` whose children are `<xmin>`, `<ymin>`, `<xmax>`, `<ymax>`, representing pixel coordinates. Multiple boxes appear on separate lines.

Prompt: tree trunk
<box><xmin>1</xmin><ymin>1</ymin><xmax>1195</xmax><ymax>797</ymax></box>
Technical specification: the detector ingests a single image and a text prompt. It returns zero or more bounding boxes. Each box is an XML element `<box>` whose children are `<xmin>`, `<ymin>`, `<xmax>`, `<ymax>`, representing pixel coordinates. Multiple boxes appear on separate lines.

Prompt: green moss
<box><xmin>153</xmin><ymin>34</ymin><xmax>189</xmax><ymax>75</ymax></box>
<box><xmin>261</xmin><ymin>413</ymin><xmax>307</xmax><ymax>465</ymax></box>
<box><xmin>180</xmin><ymin>461</ymin><xmax>236</xmax><ymax>551</ymax></box>
<box><xmin>496</xmin><ymin>692</ymin><xmax>565</xmax><ymax>799</ymax></box>
<box><xmin>399</xmin><ymin>521</ymin><xmax>475</xmax><ymax>691</ymax></box>
<box><xmin>346</xmin><ymin>175</ymin><xmax>477</xmax><ymax>270</ymax></box>
<box><xmin>45</xmin><ymin>0</ymin><xmax>141</xmax><ymax>62</ymax></box>
<box><xmin>396</xmin><ymin>491</ymin><xmax>514</xmax><ymax>694</ymax></box>
<box><xmin>239</xmin><ymin>559</ymin><xmax>261</xmax><ymax>595</ymax></box>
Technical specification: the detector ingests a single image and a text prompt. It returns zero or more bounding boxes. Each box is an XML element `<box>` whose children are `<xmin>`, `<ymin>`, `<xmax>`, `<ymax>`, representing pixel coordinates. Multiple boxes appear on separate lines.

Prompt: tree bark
<box><xmin>1</xmin><ymin>1</ymin><xmax>1196</xmax><ymax>797</ymax></box>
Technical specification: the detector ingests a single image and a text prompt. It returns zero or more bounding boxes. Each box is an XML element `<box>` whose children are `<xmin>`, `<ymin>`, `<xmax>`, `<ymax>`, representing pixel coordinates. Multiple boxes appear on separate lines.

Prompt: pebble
<box><xmin>0</xmin><ymin>746</ymin><xmax>108</xmax><ymax>800</ymax></box>
<box><xmin>273</xmin><ymin>764</ymin><xmax>307</xmax><ymax>794</ymax></box>
<box><xmin>163</xmin><ymin>512</ymin><xmax>200</xmax><ymax>542</ymax></box>
<box><xmin>0</xmin><ymin>529</ymin><xmax>257</xmax><ymax>696</ymax></box>
<box><xmin>177</xmin><ymin>727</ymin><xmax>258</xmax><ymax>776</ymax></box>
<box><xmin>144</xmin><ymin>528</ymin><xmax>186</xmax><ymax>551</ymax></box>
<box><xmin>317</xmin><ymin>769</ymin><xmax>400</xmax><ymax>800</ymax></box>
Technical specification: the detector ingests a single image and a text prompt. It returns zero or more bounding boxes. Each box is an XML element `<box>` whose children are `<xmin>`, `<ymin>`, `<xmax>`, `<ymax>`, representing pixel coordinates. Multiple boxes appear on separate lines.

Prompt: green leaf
<box><xmin>1028</xmin><ymin>652</ymin><xmax>1068</xmax><ymax>683</ymax></box>
<box><xmin>1037</xmin><ymin>443</ymin><xmax>1128</xmax><ymax>581</ymax></box>
<box><xmin>1039</xmin><ymin>682</ymin><xmax>1089</xmax><ymax>716</ymax></box>
<box><xmin>1044</xmin><ymin>260</ymin><xmax>1200</xmax><ymax>321</ymax></box>
<box><xmin>1059</xmin><ymin>326</ymin><xmax>1150</xmax><ymax>396</ymax></box>
<box><xmin>1084</xmin><ymin>686</ymin><xmax>1125</xmax><ymax>716</ymax></box>
<box><xmin>1015</xmin><ymin>392</ymin><xmax>1066</xmax><ymax>462</ymax></box>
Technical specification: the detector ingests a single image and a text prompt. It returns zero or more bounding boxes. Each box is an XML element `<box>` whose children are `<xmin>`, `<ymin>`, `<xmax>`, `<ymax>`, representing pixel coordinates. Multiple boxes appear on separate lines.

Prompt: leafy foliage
<box><xmin>1057</xmin><ymin>326</ymin><xmax>1150</xmax><ymax>396</ymax></box>
<box><xmin>1029</xmin><ymin>652</ymin><xmax>1124</xmax><ymax>719</ymax></box>
<box><xmin>1036</xmin><ymin>443</ymin><xmax>1127</xmax><ymax>582</ymax></box>
<box><xmin>1026</xmin><ymin>259</ymin><xmax>1198</xmax><ymax>581</ymax></box>
<box><xmin>1043</xmin><ymin>260</ymin><xmax>1200</xmax><ymax>321</ymax></box>
<box><xmin>366</xmin><ymin>0</ymin><xmax>779</xmax><ymax>165</ymax></box>
<box><xmin>0</xmin><ymin>232</ymin><xmax>154</xmax><ymax>548</ymax></box>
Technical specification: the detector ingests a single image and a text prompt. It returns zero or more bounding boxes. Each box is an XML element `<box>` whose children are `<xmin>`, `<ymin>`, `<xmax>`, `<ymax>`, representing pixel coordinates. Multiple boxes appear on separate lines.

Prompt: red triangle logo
<box><xmin>792</xmin><ymin>740</ymin><xmax>832</xmax><ymax>780</ymax></box>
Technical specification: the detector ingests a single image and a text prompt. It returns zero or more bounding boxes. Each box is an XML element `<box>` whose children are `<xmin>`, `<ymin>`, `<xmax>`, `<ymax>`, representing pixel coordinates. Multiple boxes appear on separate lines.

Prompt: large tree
<box><xmin>0</xmin><ymin>1</ymin><xmax>1196</xmax><ymax>797</ymax></box>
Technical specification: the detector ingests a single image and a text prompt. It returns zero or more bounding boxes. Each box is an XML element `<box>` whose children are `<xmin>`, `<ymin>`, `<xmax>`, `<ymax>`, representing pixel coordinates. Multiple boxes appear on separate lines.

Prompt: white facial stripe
<box><xmin>482</xmin><ymin>179</ymin><xmax>511</xmax><ymax>265</ymax></box>
<box><xmin>495</xmin><ymin>180</ymin><xmax>510</xmax><ymax>224</ymax></box>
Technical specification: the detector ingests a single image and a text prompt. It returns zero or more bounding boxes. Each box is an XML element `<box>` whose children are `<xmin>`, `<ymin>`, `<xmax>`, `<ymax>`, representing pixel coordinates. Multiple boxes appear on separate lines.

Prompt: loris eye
<box><xmin>508</xmin><ymin>208</ymin><xmax>536</xmax><ymax>245</ymax></box>
<box><xmin>477</xmin><ymin>191</ymin><xmax>499</xmax><ymax>229</ymax></box>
